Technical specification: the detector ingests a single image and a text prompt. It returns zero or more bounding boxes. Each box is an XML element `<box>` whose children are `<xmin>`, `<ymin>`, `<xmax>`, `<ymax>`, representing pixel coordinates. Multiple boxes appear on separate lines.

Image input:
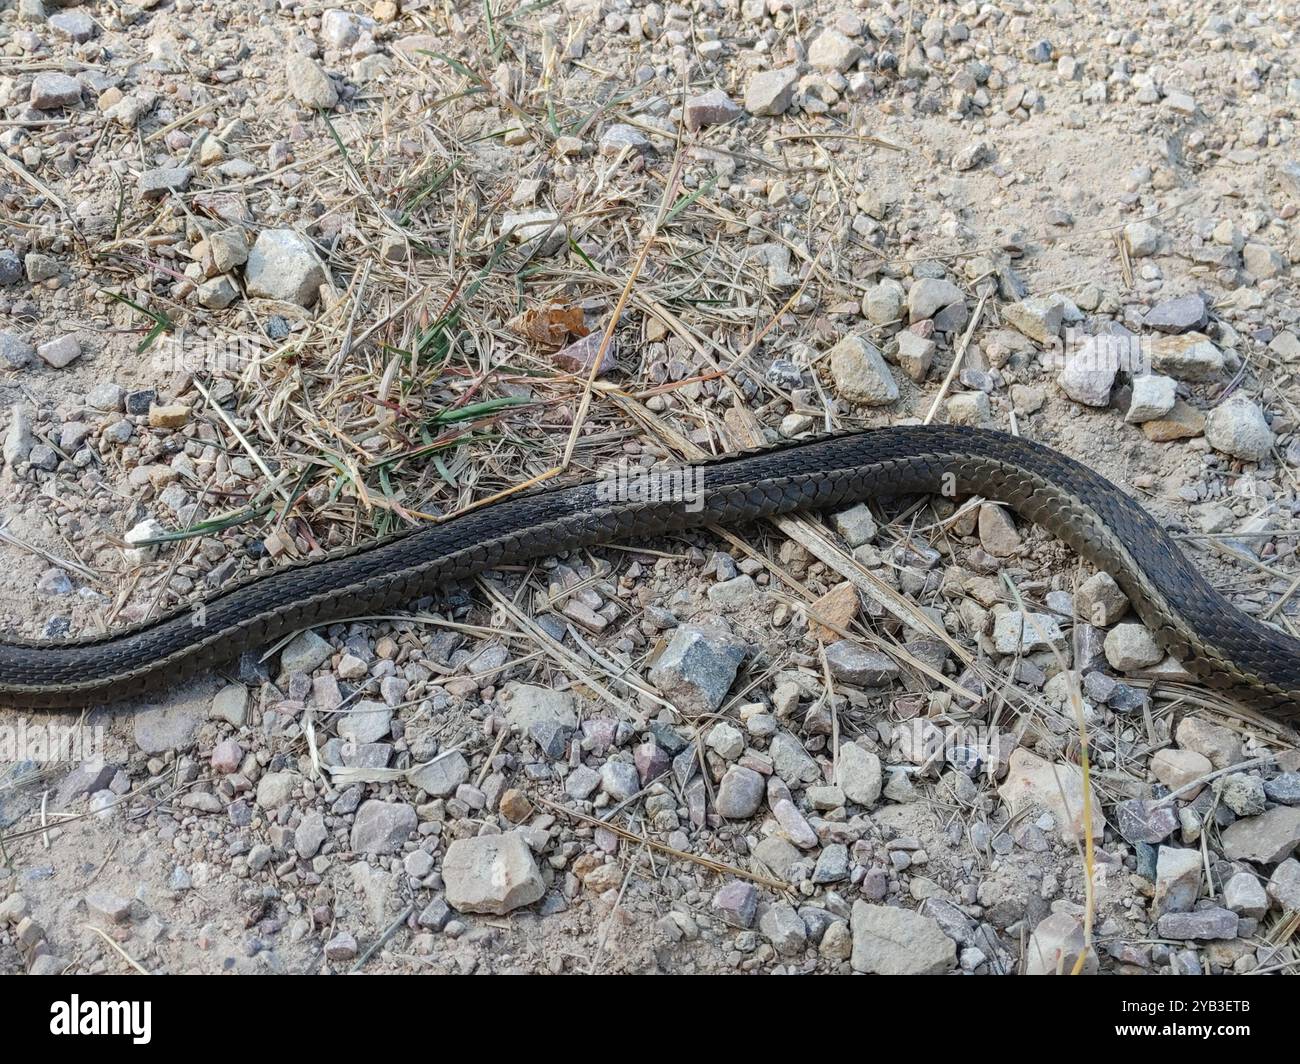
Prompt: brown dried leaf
<box><xmin>508</xmin><ymin>303</ymin><xmax>589</xmax><ymax>347</ymax></box>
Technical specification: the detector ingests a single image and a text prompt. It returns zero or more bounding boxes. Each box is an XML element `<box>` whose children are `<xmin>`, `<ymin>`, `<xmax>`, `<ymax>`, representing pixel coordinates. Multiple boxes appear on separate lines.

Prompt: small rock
<box><xmin>1126</xmin><ymin>374</ymin><xmax>1178</xmax><ymax>422</ymax></box>
<box><xmin>443</xmin><ymin>832</ymin><xmax>545</xmax><ymax>914</ymax></box>
<box><xmin>684</xmin><ymin>88</ymin><xmax>742</xmax><ymax>130</ymax></box>
<box><xmin>828</xmin><ymin>334</ymin><xmax>897</xmax><ymax>405</ymax></box>
<box><xmin>1143</xmin><ymin>295</ymin><xmax>1207</xmax><ymax>333</ymax></box>
<box><xmin>999</xmin><ymin>748</ymin><xmax>1106</xmax><ymax>842</ymax></box>
<box><xmin>245</xmin><ymin>229</ymin><xmax>327</xmax><ymax>308</ymax></box>
<box><xmin>1104</xmin><ymin>623</ymin><xmax>1163</xmax><ymax>670</ymax></box>
<box><xmin>744</xmin><ymin>66</ymin><xmax>800</xmax><ymax>116</ymax></box>
<box><xmin>1205</xmin><ymin>395</ymin><xmax>1273</xmax><ymax>462</ymax></box>
<box><xmin>349</xmin><ymin>800</ymin><xmax>417</xmax><ymax>855</ymax></box>
<box><xmin>715</xmin><ymin>765</ymin><xmax>765</xmax><ymax>818</ymax></box>
<box><xmin>1157</xmin><ymin>908</ymin><xmax>1238</xmax><ymax>941</ymax></box>
<box><xmin>37</xmin><ymin>335</ymin><xmax>81</xmax><ymax>369</ymax></box>
<box><xmin>286</xmin><ymin>52</ymin><xmax>338</xmax><ymax>109</ymax></box>
<box><xmin>850</xmin><ymin>902</ymin><xmax>956</xmax><ymax>975</ymax></box>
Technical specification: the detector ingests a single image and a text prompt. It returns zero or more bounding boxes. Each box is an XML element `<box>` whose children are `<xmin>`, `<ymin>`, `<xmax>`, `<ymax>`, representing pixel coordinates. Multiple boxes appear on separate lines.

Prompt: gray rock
<box><xmin>1126</xmin><ymin>374</ymin><xmax>1178</xmax><ymax>422</ymax></box>
<box><xmin>1157</xmin><ymin>908</ymin><xmax>1238</xmax><ymax>941</ymax></box>
<box><xmin>758</xmin><ymin>901</ymin><xmax>808</xmax><ymax>956</ymax></box>
<box><xmin>828</xmin><ymin>334</ymin><xmax>897</xmax><ymax>405</ymax></box>
<box><xmin>599</xmin><ymin>759</ymin><xmax>640</xmax><ymax>801</ymax></box>
<box><xmin>744</xmin><ymin>66</ymin><xmax>799</xmax><ymax>116</ymax></box>
<box><xmin>0</xmin><ymin>250</ymin><xmax>21</xmax><ymax>286</ymax></box>
<box><xmin>908</xmin><ymin>278</ymin><xmax>964</xmax><ymax>321</ymax></box>
<box><xmin>1059</xmin><ymin>339</ymin><xmax>1117</xmax><ymax>406</ymax></box>
<box><xmin>1124</xmin><ymin>221</ymin><xmax>1162</xmax><ymax>257</ymax></box>
<box><xmin>1104</xmin><ymin>623</ymin><xmax>1163</xmax><ymax>670</ymax></box>
<box><xmin>49</xmin><ymin>9</ymin><xmax>97</xmax><ymax>42</ymax></box>
<box><xmin>863</xmin><ymin>280</ymin><xmax>904</xmax><ymax>324</ymax></box>
<box><xmin>443</xmin><ymin>832</ymin><xmax>544</xmax><ymax>914</ymax></box>
<box><xmin>993</xmin><ymin>611</ymin><xmax>1065</xmax><ymax>654</ymax></box>
<box><xmin>138</xmin><ymin>166</ymin><xmax>192</xmax><ymax>201</ymax></box>
<box><xmin>1025</xmin><ymin>911</ymin><xmax>1096</xmax><ymax>974</ymax></box>
<box><xmin>712</xmin><ymin>881</ymin><xmax>758</xmax><ymax>928</ymax></box>
<box><xmin>1077</xmin><ymin>571</ymin><xmax>1129</xmax><ymax>625</ymax></box>
<box><xmin>133</xmin><ymin>685</ymin><xmax>210</xmax><ymax>753</ymax></box>
<box><xmin>0</xmin><ymin>331</ymin><xmax>35</xmax><ymax>370</ymax></box>
<box><xmin>196</xmin><ymin>274</ymin><xmax>239</xmax><ymax>309</ymax></box>
<box><xmin>895</xmin><ymin>331</ymin><xmax>936</xmax><ymax>381</ymax></box>
<box><xmin>245</xmin><ymin>229</ymin><xmax>327</xmax><ymax>307</ymax></box>
<box><xmin>838</xmin><ymin>742</ymin><xmax>882</xmax><ymax>807</ymax></box>
<box><xmin>337</xmin><ymin>700</ymin><xmax>393</xmax><ymax>745</ymax></box>
<box><xmin>1267</xmin><ymin>858</ymin><xmax>1300</xmax><ymax>911</ymax></box>
<box><xmin>1205</xmin><ymin>395</ymin><xmax>1274</xmax><ymax>462</ymax></box>
<box><xmin>1154</xmin><ymin>846</ymin><xmax>1202</xmax><ymax>915</ymax></box>
<box><xmin>753</xmin><ymin>836</ymin><xmax>802</xmax><ymax>881</ymax></box>
<box><xmin>408</xmin><ymin>751</ymin><xmax>470</xmax><ymax>798</ymax></box>
<box><xmin>24</xmin><ymin>252</ymin><xmax>58</xmax><ymax>282</ymax></box>
<box><xmin>295</xmin><ymin>812</ymin><xmax>328</xmax><ymax>858</ymax></box>
<box><xmin>85</xmin><ymin>890</ymin><xmax>132</xmax><ymax>924</ymax></box>
<box><xmin>279</xmin><ymin>630</ymin><xmax>332</xmax><ymax>673</ymax></box>
<box><xmin>808</xmin><ymin>29</ymin><xmax>861</xmax><ymax>72</ymax></box>
<box><xmin>647</xmin><ymin>623</ymin><xmax>746</xmax><ymax>715</ymax></box>
<box><xmin>1264</xmin><ymin>773</ymin><xmax>1300</xmax><ymax>805</ymax></box>
<box><xmin>684</xmin><ymin>88</ymin><xmax>742</xmax><ymax>130</ymax></box>
<box><xmin>770</xmin><ymin>730</ymin><xmax>821</xmax><ymax>785</ymax></box>
<box><xmin>86</xmin><ymin>382</ymin><xmax>124</xmax><ymax>411</ymax></box>
<box><xmin>564</xmin><ymin>765</ymin><xmax>601</xmax><ymax>801</ymax></box>
<box><xmin>812</xmin><ymin>843</ymin><xmax>849</xmax><ymax>883</ymax></box>
<box><xmin>324</xmin><ymin>931</ymin><xmax>357</xmax><ymax>961</ymax></box>
<box><xmin>824</xmin><ymin>640</ymin><xmax>899</xmax><ymax>685</ymax></box>
<box><xmin>286</xmin><ymin>52</ymin><xmax>338</xmax><ymax>109</ymax></box>
<box><xmin>417</xmin><ymin>897</ymin><xmax>452</xmax><ymax>931</ymax></box>
<box><xmin>1243</xmin><ymin>241</ymin><xmax>1287</xmax><ymax>279</ymax></box>
<box><xmin>715</xmin><ymin>765</ymin><xmax>764</xmax><ymax>818</ymax></box>
<box><xmin>210</xmin><ymin>684</ymin><xmax>248</xmax><ymax>727</ymax></box>
<box><xmin>4</xmin><ymin>405</ymin><xmax>34</xmax><ymax>466</ymax></box>
<box><xmin>599</xmin><ymin>123</ymin><xmax>651</xmax><ymax>155</ymax></box>
<box><xmin>1114</xmin><ymin>799</ymin><xmax>1178</xmax><ymax>844</ymax></box>
<box><xmin>256</xmin><ymin>771</ymin><xmax>299</xmax><ymax>810</ymax></box>
<box><xmin>851</xmin><ymin>902</ymin><xmax>956</xmax><ymax>974</ymax></box>
<box><xmin>30</xmin><ymin>73</ymin><xmax>82</xmax><ymax>110</ymax></box>
<box><xmin>37</xmin><ymin>335</ymin><xmax>81</xmax><ymax>368</ymax></box>
<box><xmin>1219</xmin><ymin>773</ymin><xmax>1267</xmax><ymax>816</ymax></box>
<box><xmin>349</xmin><ymin>800</ymin><xmax>417</xmax><ymax>855</ymax></box>
<box><xmin>831</xmin><ymin>503</ymin><xmax>877</xmax><ymax>546</ymax></box>
<box><xmin>1143</xmin><ymin>295</ymin><xmax>1207</xmax><ymax>333</ymax></box>
<box><xmin>1220</xmin><ymin>807</ymin><xmax>1300</xmax><ymax>864</ymax></box>
<box><xmin>1223</xmin><ymin>871</ymin><xmax>1267</xmax><ymax>919</ymax></box>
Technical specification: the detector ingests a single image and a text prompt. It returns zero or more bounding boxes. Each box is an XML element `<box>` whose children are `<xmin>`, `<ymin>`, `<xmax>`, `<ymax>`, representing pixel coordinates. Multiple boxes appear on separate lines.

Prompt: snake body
<box><xmin>2</xmin><ymin>426</ymin><xmax>1298</xmax><ymax>718</ymax></box>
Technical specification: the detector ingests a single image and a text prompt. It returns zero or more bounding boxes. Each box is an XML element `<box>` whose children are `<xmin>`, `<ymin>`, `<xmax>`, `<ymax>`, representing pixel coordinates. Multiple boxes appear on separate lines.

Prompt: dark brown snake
<box><xmin>2</xmin><ymin>426</ymin><xmax>1298</xmax><ymax>719</ymax></box>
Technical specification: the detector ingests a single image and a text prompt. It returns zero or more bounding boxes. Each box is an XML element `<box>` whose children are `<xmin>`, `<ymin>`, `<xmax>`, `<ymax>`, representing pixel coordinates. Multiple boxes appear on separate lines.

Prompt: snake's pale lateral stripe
<box><xmin>2</xmin><ymin>427</ymin><xmax>1298</xmax><ymax>719</ymax></box>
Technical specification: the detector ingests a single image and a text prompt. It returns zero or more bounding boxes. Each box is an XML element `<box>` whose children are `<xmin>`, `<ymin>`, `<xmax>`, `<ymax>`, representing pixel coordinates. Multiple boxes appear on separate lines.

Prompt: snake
<box><xmin>1</xmin><ymin>425</ymin><xmax>1298</xmax><ymax>719</ymax></box>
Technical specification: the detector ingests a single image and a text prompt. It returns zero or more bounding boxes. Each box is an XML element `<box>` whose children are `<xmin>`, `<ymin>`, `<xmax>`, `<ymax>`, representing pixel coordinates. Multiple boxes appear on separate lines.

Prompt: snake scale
<box><xmin>2</xmin><ymin>426</ymin><xmax>1298</xmax><ymax>719</ymax></box>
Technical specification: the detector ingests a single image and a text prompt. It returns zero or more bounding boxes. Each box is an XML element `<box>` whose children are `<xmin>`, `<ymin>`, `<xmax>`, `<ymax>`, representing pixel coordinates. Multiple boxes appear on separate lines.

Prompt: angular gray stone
<box><xmin>139</xmin><ymin>166</ymin><xmax>192</xmax><ymax>201</ymax></box>
<box><xmin>337</xmin><ymin>700</ymin><xmax>393</xmax><ymax>745</ymax></box>
<box><xmin>647</xmin><ymin>623</ymin><xmax>746</xmax><ymax>715</ymax></box>
<box><xmin>280</xmin><ymin>630</ymin><xmax>332</xmax><ymax>673</ymax></box>
<box><xmin>824</xmin><ymin>640</ymin><xmax>899</xmax><ymax>686</ymax></box>
<box><xmin>0</xmin><ymin>331</ymin><xmax>35</xmax><ymax>370</ymax></box>
<box><xmin>838</xmin><ymin>742</ymin><xmax>882</xmax><ymax>807</ymax></box>
<box><xmin>828</xmin><ymin>334</ymin><xmax>897</xmax><ymax>405</ymax></box>
<box><xmin>1156</xmin><ymin>908</ymin><xmax>1238</xmax><ymax>941</ymax></box>
<box><xmin>286</xmin><ymin>52</ymin><xmax>338</xmax><ymax>109</ymax></box>
<box><xmin>245</xmin><ymin>229</ymin><xmax>327</xmax><ymax>307</ymax></box>
<box><xmin>712</xmin><ymin>881</ymin><xmax>758</xmax><ymax>928</ymax></box>
<box><xmin>770</xmin><ymin>730</ymin><xmax>821</xmax><ymax>785</ymax></box>
<box><xmin>1154</xmin><ymin>846</ymin><xmax>1202</xmax><ymax>915</ymax></box>
<box><xmin>1143</xmin><ymin>295</ymin><xmax>1207</xmax><ymax>333</ymax></box>
<box><xmin>908</xmin><ymin>278</ymin><xmax>964</xmax><ymax>322</ymax></box>
<box><xmin>1220</xmin><ymin>807</ymin><xmax>1300</xmax><ymax>864</ymax></box>
<box><xmin>349</xmin><ymin>800</ymin><xmax>417</xmax><ymax>855</ymax></box>
<box><xmin>1223</xmin><ymin>871</ymin><xmax>1268</xmax><ymax>919</ymax></box>
<box><xmin>759</xmin><ymin>901</ymin><xmax>808</xmax><ymax>956</ymax></box>
<box><xmin>715</xmin><ymin>765</ymin><xmax>764</xmax><ymax>818</ymax></box>
<box><xmin>851</xmin><ymin>902</ymin><xmax>956</xmax><ymax>974</ymax></box>
<box><xmin>744</xmin><ymin>66</ymin><xmax>799</xmax><ymax>116</ymax></box>
<box><xmin>30</xmin><ymin>73</ymin><xmax>82</xmax><ymax>110</ymax></box>
<box><xmin>1126</xmin><ymin>374</ymin><xmax>1178</xmax><ymax>422</ymax></box>
<box><xmin>684</xmin><ymin>88</ymin><xmax>743</xmax><ymax>130</ymax></box>
<box><xmin>408</xmin><ymin>751</ymin><xmax>470</xmax><ymax>798</ymax></box>
<box><xmin>443</xmin><ymin>832</ymin><xmax>544</xmax><ymax>914</ymax></box>
<box><xmin>37</xmin><ymin>334</ymin><xmax>81</xmax><ymax>368</ymax></box>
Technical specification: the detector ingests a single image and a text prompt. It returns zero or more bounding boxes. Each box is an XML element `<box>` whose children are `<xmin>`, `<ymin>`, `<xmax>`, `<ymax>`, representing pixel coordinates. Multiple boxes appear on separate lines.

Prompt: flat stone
<box><xmin>850</xmin><ymin>902</ymin><xmax>956</xmax><ymax>975</ymax></box>
<box><xmin>1104</xmin><ymin>623</ymin><xmax>1163</xmax><ymax>670</ymax></box>
<box><xmin>759</xmin><ymin>901</ymin><xmax>808</xmax><ymax>956</ymax></box>
<box><xmin>999</xmin><ymin>748</ymin><xmax>1106</xmax><ymax>842</ymax></box>
<box><xmin>349</xmin><ymin>800</ymin><xmax>417</xmax><ymax>855</ymax></box>
<box><xmin>908</xmin><ymin>278</ymin><xmax>964</xmax><ymax>322</ymax></box>
<box><xmin>280</xmin><ymin>630</ymin><xmax>332</xmax><ymax>673</ymax></box>
<box><xmin>138</xmin><ymin>166</ymin><xmax>192</xmax><ymax>201</ymax></box>
<box><xmin>1141</xmin><ymin>400</ymin><xmax>1205</xmax><ymax>442</ymax></box>
<box><xmin>1143</xmin><ymin>294</ymin><xmax>1207</xmax><ymax>333</ymax></box>
<box><xmin>443</xmin><ymin>832</ymin><xmax>545</xmax><ymax>914</ymax></box>
<box><xmin>1223</xmin><ymin>870</ymin><xmax>1268</xmax><ymax>919</ymax></box>
<box><xmin>1126</xmin><ymin>374</ymin><xmax>1178</xmax><ymax>422</ymax></box>
<box><xmin>824</xmin><ymin>640</ymin><xmax>899</xmax><ymax>686</ymax></box>
<box><xmin>838</xmin><ymin>742</ymin><xmax>882</xmax><ymax>807</ymax></box>
<box><xmin>1149</xmin><ymin>332</ymin><xmax>1224</xmax><ymax>381</ymax></box>
<box><xmin>1157</xmin><ymin>908</ymin><xmax>1238</xmax><ymax>941</ymax></box>
<box><xmin>1003</xmin><ymin>296</ymin><xmax>1065</xmax><ymax>343</ymax></box>
<box><xmin>1220</xmin><ymin>807</ymin><xmax>1300</xmax><ymax>864</ymax></box>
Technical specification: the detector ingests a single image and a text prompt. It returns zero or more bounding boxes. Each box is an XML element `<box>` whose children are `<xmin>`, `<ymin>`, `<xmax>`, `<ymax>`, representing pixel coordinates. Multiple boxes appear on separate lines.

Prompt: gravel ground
<box><xmin>1</xmin><ymin>0</ymin><xmax>1300</xmax><ymax>975</ymax></box>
